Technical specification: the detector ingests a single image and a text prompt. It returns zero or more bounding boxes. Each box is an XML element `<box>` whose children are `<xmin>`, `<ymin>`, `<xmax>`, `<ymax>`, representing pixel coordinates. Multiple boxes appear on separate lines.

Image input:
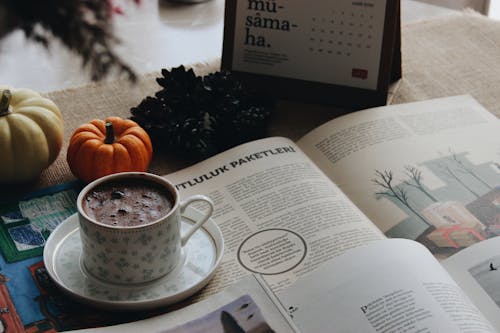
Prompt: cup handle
<box><xmin>180</xmin><ymin>195</ymin><xmax>214</xmax><ymax>246</ymax></box>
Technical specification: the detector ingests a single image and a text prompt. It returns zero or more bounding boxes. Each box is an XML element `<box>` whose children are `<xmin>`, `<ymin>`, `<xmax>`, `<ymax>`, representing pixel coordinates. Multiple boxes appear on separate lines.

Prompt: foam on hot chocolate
<box><xmin>82</xmin><ymin>179</ymin><xmax>175</xmax><ymax>227</ymax></box>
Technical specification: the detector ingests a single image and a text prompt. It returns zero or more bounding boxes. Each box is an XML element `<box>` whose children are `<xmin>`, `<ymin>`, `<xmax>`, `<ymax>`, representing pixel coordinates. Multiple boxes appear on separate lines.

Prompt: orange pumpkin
<box><xmin>67</xmin><ymin>117</ymin><xmax>153</xmax><ymax>183</ymax></box>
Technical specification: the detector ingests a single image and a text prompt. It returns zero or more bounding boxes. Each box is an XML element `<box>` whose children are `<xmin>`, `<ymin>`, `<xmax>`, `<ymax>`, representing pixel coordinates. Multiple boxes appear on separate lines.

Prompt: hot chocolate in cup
<box><xmin>77</xmin><ymin>172</ymin><xmax>214</xmax><ymax>285</ymax></box>
<box><xmin>82</xmin><ymin>178</ymin><xmax>175</xmax><ymax>228</ymax></box>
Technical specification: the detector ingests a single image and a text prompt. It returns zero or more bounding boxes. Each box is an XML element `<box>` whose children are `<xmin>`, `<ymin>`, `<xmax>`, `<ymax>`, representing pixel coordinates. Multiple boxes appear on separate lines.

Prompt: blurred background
<box><xmin>0</xmin><ymin>0</ymin><xmax>498</xmax><ymax>93</ymax></box>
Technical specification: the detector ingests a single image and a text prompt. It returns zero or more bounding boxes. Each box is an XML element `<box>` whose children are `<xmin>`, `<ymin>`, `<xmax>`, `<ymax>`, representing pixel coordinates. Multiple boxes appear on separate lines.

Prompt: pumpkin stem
<box><xmin>105</xmin><ymin>122</ymin><xmax>115</xmax><ymax>144</ymax></box>
<box><xmin>0</xmin><ymin>90</ymin><xmax>12</xmax><ymax>116</ymax></box>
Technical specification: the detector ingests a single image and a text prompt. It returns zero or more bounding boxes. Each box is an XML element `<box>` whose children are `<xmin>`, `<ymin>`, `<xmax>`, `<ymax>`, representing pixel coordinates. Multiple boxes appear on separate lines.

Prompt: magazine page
<box><xmin>277</xmin><ymin>239</ymin><xmax>497</xmax><ymax>333</ymax></box>
<box><xmin>296</xmin><ymin>95</ymin><xmax>500</xmax><ymax>261</ymax></box>
<box><xmin>71</xmin><ymin>275</ymin><xmax>299</xmax><ymax>333</ymax></box>
<box><xmin>163</xmin><ymin>137</ymin><xmax>384</xmax><ymax>299</ymax></box>
<box><xmin>442</xmin><ymin>237</ymin><xmax>500</xmax><ymax>331</ymax></box>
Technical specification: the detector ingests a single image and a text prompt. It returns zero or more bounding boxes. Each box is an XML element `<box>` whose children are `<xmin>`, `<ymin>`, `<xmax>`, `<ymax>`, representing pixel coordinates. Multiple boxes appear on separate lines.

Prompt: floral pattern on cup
<box><xmin>81</xmin><ymin>219</ymin><xmax>181</xmax><ymax>284</ymax></box>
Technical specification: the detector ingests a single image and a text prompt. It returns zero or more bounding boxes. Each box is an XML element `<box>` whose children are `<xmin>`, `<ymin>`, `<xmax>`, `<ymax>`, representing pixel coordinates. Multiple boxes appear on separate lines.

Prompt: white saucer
<box><xmin>43</xmin><ymin>207</ymin><xmax>224</xmax><ymax>311</ymax></box>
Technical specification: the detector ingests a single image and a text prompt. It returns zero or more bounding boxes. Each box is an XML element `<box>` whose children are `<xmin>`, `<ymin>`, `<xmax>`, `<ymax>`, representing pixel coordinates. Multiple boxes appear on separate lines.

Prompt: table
<box><xmin>2</xmin><ymin>2</ymin><xmax>500</xmax><ymax>332</ymax></box>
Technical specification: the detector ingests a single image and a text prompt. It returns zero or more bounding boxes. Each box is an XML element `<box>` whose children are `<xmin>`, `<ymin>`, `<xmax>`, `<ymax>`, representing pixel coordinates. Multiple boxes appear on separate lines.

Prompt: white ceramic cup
<box><xmin>77</xmin><ymin>172</ymin><xmax>214</xmax><ymax>285</ymax></box>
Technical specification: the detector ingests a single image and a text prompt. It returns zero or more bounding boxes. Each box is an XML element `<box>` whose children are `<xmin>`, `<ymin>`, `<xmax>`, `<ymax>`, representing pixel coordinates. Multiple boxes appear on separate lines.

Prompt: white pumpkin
<box><xmin>0</xmin><ymin>87</ymin><xmax>64</xmax><ymax>183</ymax></box>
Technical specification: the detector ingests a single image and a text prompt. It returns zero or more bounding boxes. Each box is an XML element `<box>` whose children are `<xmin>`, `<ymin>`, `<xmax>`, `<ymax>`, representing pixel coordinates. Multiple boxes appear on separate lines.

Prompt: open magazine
<box><xmin>72</xmin><ymin>95</ymin><xmax>500</xmax><ymax>332</ymax></box>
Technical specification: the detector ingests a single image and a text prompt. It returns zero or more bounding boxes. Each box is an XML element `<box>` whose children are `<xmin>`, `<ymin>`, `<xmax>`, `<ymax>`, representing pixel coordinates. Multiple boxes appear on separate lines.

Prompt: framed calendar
<box><xmin>222</xmin><ymin>0</ymin><xmax>401</xmax><ymax>109</ymax></box>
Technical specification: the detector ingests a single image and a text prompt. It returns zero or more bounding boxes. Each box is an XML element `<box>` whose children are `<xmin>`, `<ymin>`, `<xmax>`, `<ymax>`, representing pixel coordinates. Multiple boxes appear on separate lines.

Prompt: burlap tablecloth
<box><xmin>8</xmin><ymin>11</ymin><xmax>500</xmax><ymax>192</ymax></box>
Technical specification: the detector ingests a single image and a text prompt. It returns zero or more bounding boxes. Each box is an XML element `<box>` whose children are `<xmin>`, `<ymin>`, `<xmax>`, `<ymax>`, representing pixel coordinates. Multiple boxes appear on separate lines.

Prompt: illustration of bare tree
<box><xmin>439</xmin><ymin>163</ymin><xmax>481</xmax><ymax>199</ymax></box>
<box><xmin>372</xmin><ymin>170</ymin><xmax>433</xmax><ymax>228</ymax></box>
<box><xmin>403</xmin><ymin>165</ymin><xmax>438</xmax><ymax>203</ymax></box>
<box><xmin>448</xmin><ymin>150</ymin><xmax>493</xmax><ymax>190</ymax></box>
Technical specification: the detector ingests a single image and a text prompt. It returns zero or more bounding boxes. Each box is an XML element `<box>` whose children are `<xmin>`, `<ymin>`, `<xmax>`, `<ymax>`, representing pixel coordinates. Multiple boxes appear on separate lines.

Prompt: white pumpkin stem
<box><xmin>0</xmin><ymin>90</ymin><xmax>11</xmax><ymax>116</ymax></box>
<box><xmin>105</xmin><ymin>122</ymin><xmax>115</xmax><ymax>144</ymax></box>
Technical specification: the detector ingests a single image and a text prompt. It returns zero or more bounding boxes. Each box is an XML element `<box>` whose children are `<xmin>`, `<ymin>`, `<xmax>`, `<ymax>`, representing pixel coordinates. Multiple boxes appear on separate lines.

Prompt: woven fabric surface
<box><xmin>389</xmin><ymin>11</ymin><xmax>500</xmax><ymax>116</ymax></box>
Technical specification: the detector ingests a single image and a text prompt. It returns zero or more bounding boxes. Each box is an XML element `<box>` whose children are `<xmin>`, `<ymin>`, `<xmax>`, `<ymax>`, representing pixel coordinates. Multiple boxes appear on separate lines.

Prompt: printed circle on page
<box><xmin>237</xmin><ymin>229</ymin><xmax>307</xmax><ymax>275</ymax></box>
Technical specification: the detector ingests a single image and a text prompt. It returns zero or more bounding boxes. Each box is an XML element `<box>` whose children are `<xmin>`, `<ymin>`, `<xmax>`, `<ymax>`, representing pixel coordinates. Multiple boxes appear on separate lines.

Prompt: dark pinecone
<box><xmin>131</xmin><ymin>66</ymin><xmax>273</xmax><ymax>160</ymax></box>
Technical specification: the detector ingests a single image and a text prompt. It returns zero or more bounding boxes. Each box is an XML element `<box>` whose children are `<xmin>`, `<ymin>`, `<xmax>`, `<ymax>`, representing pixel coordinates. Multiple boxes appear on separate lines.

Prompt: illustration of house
<box><xmin>466</xmin><ymin>186</ymin><xmax>500</xmax><ymax>236</ymax></box>
<box><xmin>422</xmin><ymin>201</ymin><xmax>486</xmax><ymax>248</ymax></box>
